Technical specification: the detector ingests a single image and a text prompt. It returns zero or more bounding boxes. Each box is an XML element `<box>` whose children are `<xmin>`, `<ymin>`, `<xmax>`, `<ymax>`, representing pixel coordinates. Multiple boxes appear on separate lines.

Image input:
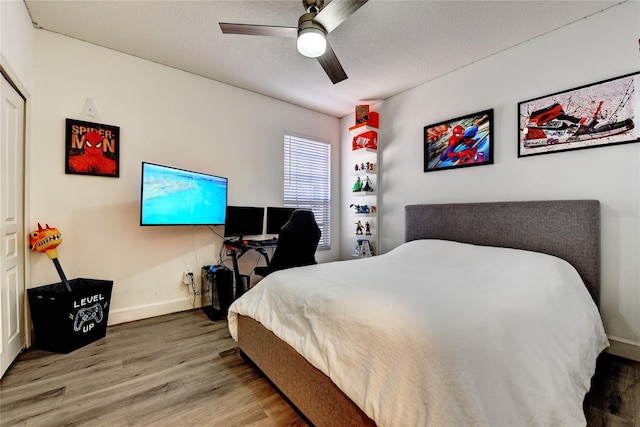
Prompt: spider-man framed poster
<box><xmin>424</xmin><ymin>109</ymin><xmax>494</xmax><ymax>173</ymax></box>
<box><xmin>518</xmin><ymin>71</ymin><xmax>640</xmax><ymax>157</ymax></box>
<box><xmin>65</xmin><ymin>119</ymin><xmax>120</xmax><ymax>177</ymax></box>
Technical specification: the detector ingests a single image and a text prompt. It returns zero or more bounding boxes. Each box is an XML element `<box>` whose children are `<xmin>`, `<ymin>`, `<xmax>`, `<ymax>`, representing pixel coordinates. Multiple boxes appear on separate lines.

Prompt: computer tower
<box><xmin>201</xmin><ymin>265</ymin><xmax>234</xmax><ymax>321</ymax></box>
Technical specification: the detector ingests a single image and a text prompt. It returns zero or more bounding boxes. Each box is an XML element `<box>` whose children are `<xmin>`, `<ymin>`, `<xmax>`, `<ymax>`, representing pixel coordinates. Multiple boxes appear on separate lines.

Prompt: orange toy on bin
<box><xmin>29</xmin><ymin>223</ymin><xmax>71</xmax><ymax>292</ymax></box>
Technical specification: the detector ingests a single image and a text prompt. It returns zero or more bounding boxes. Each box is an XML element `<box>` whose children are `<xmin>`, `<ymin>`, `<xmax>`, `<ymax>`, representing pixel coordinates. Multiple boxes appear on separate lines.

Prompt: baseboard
<box><xmin>606</xmin><ymin>335</ymin><xmax>640</xmax><ymax>362</ymax></box>
<box><xmin>107</xmin><ymin>297</ymin><xmax>200</xmax><ymax>325</ymax></box>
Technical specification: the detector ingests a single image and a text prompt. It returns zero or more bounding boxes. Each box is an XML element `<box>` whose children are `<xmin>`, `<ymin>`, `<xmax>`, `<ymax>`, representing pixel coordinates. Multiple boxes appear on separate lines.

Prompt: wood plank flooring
<box><xmin>0</xmin><ymin>310</ymin><xmax>307</xmax><ymax>427</ymax></box>
<box><xmin>585</xmin><ymin>350</ymin><xmax>640</xmax><ymax>427</ymax></box>
<box><xmin>1</xmin><ymin>309</ymin><xmax>638</xmax><ymax>426</ymax></box>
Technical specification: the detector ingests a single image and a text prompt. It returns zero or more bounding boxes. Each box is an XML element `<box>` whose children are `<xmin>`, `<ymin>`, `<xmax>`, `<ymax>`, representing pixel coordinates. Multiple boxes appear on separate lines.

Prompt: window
<box><xmin>284</xmin><ymin>134</ymin><xmax>331</xmax><ymax>249</ymax></box>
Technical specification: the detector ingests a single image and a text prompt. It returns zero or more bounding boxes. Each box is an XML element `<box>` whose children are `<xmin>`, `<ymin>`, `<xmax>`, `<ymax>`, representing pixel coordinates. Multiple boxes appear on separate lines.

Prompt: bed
<box><xmin>228</xmin><ymin>200</ymin><xmax>609</xmax><ymax>426</ymax></box>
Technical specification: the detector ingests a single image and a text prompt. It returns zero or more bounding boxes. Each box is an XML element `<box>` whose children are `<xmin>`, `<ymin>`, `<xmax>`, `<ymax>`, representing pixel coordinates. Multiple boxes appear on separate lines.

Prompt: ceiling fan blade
<box><xmin>219</xmin><ymin>23</ymin><xmax>297</xmax><ymax>38</ymax></box>
<box><xmin>315</xmin><ymin>0</ymin><xmax>368</xmax><ymax>33</ymax></box>
<box><xmin>317</xmin><ymin>42</ymin><xmax>348</xmax><ymax>84</ymax></box>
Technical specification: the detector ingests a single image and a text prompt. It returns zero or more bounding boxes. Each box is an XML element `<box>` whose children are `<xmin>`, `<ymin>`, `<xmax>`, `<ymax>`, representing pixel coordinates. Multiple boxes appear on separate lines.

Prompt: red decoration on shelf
<box><xmin>352</xmin><ymin>131</ymin><xmax>378</xmax><ymax>150</ymax></box>
<box><xmin>355</xmin><ymin>105</ymin><xmax>369</xmax><ymax>125</ymax></box>
<box><xmin>349</xmin><ymin>111</ymin><xmax>379</xmax><ymax>131</ymax></box>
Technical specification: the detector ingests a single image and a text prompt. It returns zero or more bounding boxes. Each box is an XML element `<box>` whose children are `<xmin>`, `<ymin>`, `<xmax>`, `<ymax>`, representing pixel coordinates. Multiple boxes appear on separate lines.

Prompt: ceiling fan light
<box><xmin>297</xmin><ymin>27</ymin><xmax>327</xmax><ymax>58</ymax></box>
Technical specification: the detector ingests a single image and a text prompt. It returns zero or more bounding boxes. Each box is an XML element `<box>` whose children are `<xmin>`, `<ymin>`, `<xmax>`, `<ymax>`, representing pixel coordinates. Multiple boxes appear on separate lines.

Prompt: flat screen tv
<box><xmin>266</xmin><ymin>206</ymin><xmax>297</xmax><ymax>234</ymax></box>
<box><xmin>224</xmin><ymin>206</ymin><xmax>265</xmax><ymax>238</ymax></box>
<box><xmin>140</xmin><ymin>162</ymin><xmax>228</xmax><ymax>226</ymax></box>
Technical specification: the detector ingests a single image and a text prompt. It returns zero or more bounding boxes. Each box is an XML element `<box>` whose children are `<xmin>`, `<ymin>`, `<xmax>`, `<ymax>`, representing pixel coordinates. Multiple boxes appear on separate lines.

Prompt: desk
<box><xmin>223</xmin><ymin>239</ymin><xmax>278</xmax><ymax>298</ymax></box>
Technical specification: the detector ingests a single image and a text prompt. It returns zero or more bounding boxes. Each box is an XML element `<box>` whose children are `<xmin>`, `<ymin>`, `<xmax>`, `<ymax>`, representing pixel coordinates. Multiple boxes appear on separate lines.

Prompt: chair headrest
<box><xmin>281</xmin><ymin>209</ymin><xmax>320</xmax><ymax>239</ymax></box>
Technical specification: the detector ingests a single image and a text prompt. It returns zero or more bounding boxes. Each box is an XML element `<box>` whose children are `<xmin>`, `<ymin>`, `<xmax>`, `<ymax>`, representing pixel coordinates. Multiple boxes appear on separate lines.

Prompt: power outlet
<box><xmin>183</xmin><ymin>269</ymin><xmax>193</xmax><ymax>285</ymax></box>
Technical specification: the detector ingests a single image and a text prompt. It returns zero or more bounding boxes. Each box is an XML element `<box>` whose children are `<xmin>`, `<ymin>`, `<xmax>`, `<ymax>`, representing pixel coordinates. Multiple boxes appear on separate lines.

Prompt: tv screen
<box><xmin>140</xmin><ymin>162</ymin><xmax>228</xmax><ymax>226</ymax></box>
<box><xmin>266</xmin><ymin>207</ymin><xmax>297</xmax><ymax>234</ymax></box>
<box><xmin>224</xmin><ymin>206</ymin><xmax>265</xmax><ymax>238</ymax></box>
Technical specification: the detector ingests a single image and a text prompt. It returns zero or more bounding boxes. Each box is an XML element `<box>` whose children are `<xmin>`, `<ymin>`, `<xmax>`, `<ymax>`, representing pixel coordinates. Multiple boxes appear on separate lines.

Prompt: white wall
<box><xmin>29</xmin><ymin>31</ymin><xmax>341</xmax><ymax>324</ymax></box>
<box><xmin>0</xmin><ymin>0</ymin><xmax>33</xmax><ymax>92</ymax></box>
<box><xmin>341</xmin><ymin>1</ymin><xmax>640</xmax><ymax>359</ymax></box>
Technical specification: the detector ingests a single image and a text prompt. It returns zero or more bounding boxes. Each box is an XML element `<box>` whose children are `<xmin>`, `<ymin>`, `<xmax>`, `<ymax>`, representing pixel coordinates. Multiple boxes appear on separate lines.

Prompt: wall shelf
<box><xmin>348</xmin><ymin>112</ymin><xmax>379</xmax><ymax>257</ymax></box>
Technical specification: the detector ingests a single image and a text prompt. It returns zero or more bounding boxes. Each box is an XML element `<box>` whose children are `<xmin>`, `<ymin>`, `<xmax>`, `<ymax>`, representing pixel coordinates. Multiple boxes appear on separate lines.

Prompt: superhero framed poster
<box><xmin>65</xmin><ymin>119</ymin><xmax>119</xmax><ymax>177</ymax></box>
<box><xmin>423</xmin><ymin>109</ymin><xmax>494</xmax><ymax>173</ymax></box>
<box><xmin>518</xmin><ymin>71</ymin><xmax>640</xmax><ymax>157</ymax></box>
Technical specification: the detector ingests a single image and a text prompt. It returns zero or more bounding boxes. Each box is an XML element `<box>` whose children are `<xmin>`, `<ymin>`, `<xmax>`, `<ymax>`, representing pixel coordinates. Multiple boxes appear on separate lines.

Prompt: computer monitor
<box><xmin>266</xmin><ymin>207</ymin><xmax>297</xmax><ymax>235</ymax></box>
<box><xmin>224</xmin><ymin>206</ymin><xmax>265</xmax><ymax>238</ymax></box>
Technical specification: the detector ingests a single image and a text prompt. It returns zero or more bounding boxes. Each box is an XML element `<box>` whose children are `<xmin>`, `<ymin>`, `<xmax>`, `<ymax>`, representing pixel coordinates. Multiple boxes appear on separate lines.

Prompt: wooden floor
<box><xmin>0</xmin><ymin>310</ymin><xmax>307</xmax><ymax>427</ymax></box>
<box><xmin>585</xmin><ymin>350</ymin><xmax>640</xmax><ymax>427</ymax></box>
<box><xmin>1</xmin><ymin>309</ymin><xmax>638</xmax><ymax>427</ymax></box>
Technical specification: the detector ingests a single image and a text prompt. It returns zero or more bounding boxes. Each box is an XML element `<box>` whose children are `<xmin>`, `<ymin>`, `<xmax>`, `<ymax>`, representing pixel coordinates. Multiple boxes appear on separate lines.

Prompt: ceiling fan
<box><xmin>219</xmin><ymin>0</ymin><xmax>368</xmax><ymax>84</ymax></box>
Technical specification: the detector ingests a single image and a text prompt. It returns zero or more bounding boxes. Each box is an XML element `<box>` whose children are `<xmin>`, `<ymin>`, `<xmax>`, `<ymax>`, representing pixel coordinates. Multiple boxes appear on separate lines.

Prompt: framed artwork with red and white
<box><xmin>518</xmin><ymin>71</ymin><xmax>639</xmax><ymax>157</ymax></box>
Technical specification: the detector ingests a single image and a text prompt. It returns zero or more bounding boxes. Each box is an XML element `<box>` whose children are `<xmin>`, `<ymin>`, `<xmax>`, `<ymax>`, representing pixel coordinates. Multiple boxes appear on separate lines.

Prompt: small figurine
<box><xmin>349</xmin><ymin>204</ymin><xmax>367</xmax><ymax>214</ymax></box>
<box><xmin>354</xmin><ymin>239</ymin><xmax>373</xmax><ymax>257</ymax></box>
<box><xmin>352</xmin><ymin>176</ymin><xmax>363</xmax><ymax>192</ymax></box>
<box><xmin>355</xmin><ymin>162</ymin><xmax>375</xmax><ymax>172</ymax></box>
<box><xmin>362</xmin><ymin>176</ymin><xmax>374</xmax><ymax>192</ymax></box>
<box><xmin>365</xmin><ymin>222</ymin><xmax>371</xmax><ymax>235</ymax></box>
<box><xmin>349</xmin><ymin>204</ymin><xmax>377</xmax><ymax>214</ymax></box>
<box><xmin>355</xmin><ymin>220</ymin><xmax>364</xmax><ymax>235</ymax></box>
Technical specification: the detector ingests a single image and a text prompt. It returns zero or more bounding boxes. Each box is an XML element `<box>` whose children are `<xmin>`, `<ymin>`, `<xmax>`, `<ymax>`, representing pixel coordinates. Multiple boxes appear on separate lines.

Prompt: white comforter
<box><xmin>228</xmin><ymin>240</ymin><xmax>609</xmax><ymax>427</ymax></box>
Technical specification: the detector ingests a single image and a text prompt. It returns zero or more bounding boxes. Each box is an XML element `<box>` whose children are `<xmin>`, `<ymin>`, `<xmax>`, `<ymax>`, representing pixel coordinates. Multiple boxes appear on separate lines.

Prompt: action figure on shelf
<box><xmin>356</xmin><ymin>204</ymin><xmax>376</xmax><ymax>214</ymax></box>
<box><xmin>365</xmin><ymin>222</ymin><xmax>371</xmax><ymax>235</ymax></box>
<box><xmin>362</xmin><ymin>176</ymin><xmax>374</xmax><ymax>192</ymax></box>
<box><xmin>352</xmin><ymin>176</ymin><xmax>363</xmax><ymax>192</ymax></box>
<box><xmin>350</xmin><ymin>204</ymin><xmax>373</xmax><ymax>214</ymax></box>
<box><xmin>354</xmin><ymin>239</ymin><xmax>373</xmax><ymax>257</ymax></box>
<box><xmin>356</xmin><ymin>162</ymin><xmax>375</xmax><ymax>172</ymax></box>
<box><xmin>355</xmin><ymin>220</ymin><xmax>364</xmax><ymax>235</ymax></box>
<box><xmin>350</xmin><ymin>204</ymin><xmax>363</xmax><ymax>214</ymax></box>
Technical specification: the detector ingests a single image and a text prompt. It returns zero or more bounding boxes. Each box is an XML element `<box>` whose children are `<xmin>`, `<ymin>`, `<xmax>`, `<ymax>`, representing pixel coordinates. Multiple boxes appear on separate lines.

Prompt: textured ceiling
<box><xmin>24</xmin><ymin>0</ymin><xmax>623</xmax><ymax>118</ymax></box>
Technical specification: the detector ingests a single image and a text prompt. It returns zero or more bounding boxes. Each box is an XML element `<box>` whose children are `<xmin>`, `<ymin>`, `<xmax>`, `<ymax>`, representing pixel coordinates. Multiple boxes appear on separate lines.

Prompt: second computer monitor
<box><xmin>224</xmin><ymin>206</ymin><xmax>265</xmax><ymax>238</ymax></box>
<box><xmin>266</xmin><ymin>207</ymin><xmax>297</xmax><ymax>235</ymax></box>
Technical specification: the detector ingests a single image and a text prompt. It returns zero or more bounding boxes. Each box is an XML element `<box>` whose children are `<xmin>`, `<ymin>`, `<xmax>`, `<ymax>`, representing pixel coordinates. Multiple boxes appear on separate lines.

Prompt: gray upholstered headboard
<box><xmin>405</xmin><ymin>200</ymin><xmax>600</xmax><ymax>305</ymax></box>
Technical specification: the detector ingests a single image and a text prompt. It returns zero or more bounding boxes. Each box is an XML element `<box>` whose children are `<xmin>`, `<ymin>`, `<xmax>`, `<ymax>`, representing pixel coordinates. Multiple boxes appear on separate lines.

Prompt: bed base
<box><xmin>238</xmin><ymin>315</ymin><xmax>375</xmax><ymax>426</ymax></box>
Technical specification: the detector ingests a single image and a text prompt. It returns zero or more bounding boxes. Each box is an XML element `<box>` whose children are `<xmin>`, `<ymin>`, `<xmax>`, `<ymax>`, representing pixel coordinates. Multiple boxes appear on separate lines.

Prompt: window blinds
<box><xmin>284</xmin><ymin>134</ymin><xmax>331</xmax><ymax>249</ymax></box>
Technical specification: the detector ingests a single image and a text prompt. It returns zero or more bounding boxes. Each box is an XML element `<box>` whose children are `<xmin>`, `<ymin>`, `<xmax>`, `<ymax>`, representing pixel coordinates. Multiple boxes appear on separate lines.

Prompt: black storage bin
<box><xmin>27</xmin><ymin>278</ymin><xmax>113</xmax><ymax>354</ymax></box>
<box><xmin>201</xmin><ymin>266</ymin><xmax>234</xmax><ymax>321</ymax></box>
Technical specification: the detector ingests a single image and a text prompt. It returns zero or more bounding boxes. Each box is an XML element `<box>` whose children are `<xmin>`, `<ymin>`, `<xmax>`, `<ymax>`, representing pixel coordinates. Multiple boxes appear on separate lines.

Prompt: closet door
<box><xmin>0</xmin><ymin>74</ymin><xmax>26</xmax><ymax>378</ymax></box>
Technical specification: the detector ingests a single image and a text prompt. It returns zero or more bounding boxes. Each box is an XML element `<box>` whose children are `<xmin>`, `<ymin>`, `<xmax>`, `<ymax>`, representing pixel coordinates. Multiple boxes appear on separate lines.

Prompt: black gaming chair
<box><xmin>254</xmin><ymin>209</ymin><xmax>321</xmax><ymax>277</ymax></box>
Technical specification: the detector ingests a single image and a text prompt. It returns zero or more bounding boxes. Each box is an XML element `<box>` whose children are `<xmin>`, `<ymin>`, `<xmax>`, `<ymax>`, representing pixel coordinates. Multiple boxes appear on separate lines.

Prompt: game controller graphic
<box><xmin>73</xmin><ymin>303</ymin><xmax>104</xmax><ymax>331</ymax></box>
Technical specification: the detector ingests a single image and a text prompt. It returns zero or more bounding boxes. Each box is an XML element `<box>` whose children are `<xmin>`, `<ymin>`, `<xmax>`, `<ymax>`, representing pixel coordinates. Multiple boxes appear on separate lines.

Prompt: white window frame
<box><xmin>284</xmin><ymin>133</ymin><xmax>331</xmax><ymax>249</ymax></box>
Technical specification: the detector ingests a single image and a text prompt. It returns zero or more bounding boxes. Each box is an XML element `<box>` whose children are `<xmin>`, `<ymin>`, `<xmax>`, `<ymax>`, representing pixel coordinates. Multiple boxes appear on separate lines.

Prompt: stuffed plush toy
<box><xmin>29</xmin><ymin>223</ymin><xmax>71</xmax><ymax>291</ymax></box>
<box><xmin>29</xmin><ymin>223</ymin><xmax>62</xmax><ymax>259</ymax></box>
